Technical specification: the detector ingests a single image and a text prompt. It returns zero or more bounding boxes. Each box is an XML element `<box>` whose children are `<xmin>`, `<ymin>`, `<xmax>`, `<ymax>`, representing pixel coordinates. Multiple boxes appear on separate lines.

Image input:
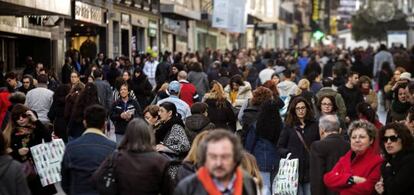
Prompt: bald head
<box><xmin>178</xmin><ymin>70</ymin><xmax>187</xmax><ymax>80</ymax></box>
<box><xmin>319</xmin><ymin>115</ymin><xmax>341</xmax><ymax>138</ymax></box>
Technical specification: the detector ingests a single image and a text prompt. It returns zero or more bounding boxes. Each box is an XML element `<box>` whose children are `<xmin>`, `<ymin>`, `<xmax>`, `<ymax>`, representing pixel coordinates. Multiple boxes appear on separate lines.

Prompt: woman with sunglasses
<box><xmin>2</xmin><ymin>104</ymin><xmax>56</xmax><ymax>194</ymax></box>
<box><xmin>375</xmin><ymin>122</ymin><xmax>414</xmax><ymax>194</ymax></box>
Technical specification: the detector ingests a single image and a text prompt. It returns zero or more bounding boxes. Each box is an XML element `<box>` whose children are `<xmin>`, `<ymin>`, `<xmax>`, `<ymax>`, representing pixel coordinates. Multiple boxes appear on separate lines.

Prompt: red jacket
<box><xmin>179</xmin><ymin>80</ymin><xmax>198</xmax><ymax>107</ymax></box>
<box><xmin>324</xmin><ymin>146</ymin><xmax>383</xmax><ymax>195</ymax></box>
<box><xmin>0</xmin><ymin>89</ymin><xmax>11</xmax><ymax>127</ymax></box>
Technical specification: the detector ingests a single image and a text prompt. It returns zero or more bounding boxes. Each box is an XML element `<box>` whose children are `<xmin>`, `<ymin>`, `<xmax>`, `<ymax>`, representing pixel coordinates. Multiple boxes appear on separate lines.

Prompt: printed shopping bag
<box><xmin>272</xmin><ymin>153</ymin><xmax>299</xmax><ymax>195</ymax></box>
<box><xmin>30</xmin><ymin>139</ymin><xmax>65</xmax><ymax>187</ymax></box>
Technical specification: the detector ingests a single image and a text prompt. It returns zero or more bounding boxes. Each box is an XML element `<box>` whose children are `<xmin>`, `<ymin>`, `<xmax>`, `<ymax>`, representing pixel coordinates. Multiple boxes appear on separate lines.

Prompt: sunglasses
<box><xmin>13</xmin><ymin>113</ymin><xmax>28</xmax><ymax>120</ymax></box>
<box><xmin>382</xmin><ymin>135</ymin><xmax>399</xmax><ymax>143</ymax></box>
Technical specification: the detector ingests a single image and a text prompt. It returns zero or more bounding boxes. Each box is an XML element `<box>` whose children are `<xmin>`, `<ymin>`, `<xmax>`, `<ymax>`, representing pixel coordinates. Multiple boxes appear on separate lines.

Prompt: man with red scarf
<box><xmin>174</xmin><ymin>130</ymin><xmax>257</xmax><ymax>195</ymax></box>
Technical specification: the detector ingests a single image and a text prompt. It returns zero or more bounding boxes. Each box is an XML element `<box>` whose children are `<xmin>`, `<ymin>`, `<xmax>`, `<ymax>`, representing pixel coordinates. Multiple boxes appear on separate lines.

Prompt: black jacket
<box><xmin>204</xmin><ymin>98</ymin><xmax>236</xmax><ymax>131</ymax></box>
<box><xmin>184</xmin><ymin>114</ymin><xmax>215</xmax><ymax>143</ymax></box>
<box><xmin>277</xmin><ymin>120</ymin><xmax>320</xmax><ymax>183</ymax></box>
<box><xmin>0</xmin><ymin>155</ymin><xmax>31</xmax><ymax>195</ymax></box>
<box><xmin>310</xmin><ymin>134</ymin><xmax>350</xmax><ymax>195</ymax></box>
<box><xmin>110</xmin><ymin>98</ymin><xmax>142</xmax><ymax>135</ymax></box>
<box><xmin>174</xmin><ymin>171</ymin><xmax>257</xmax><ymax>195</ymax></box>
<box><xmin>337</xmin><ymin>85</ymin><xmax>364</xmax><ymax>120</ymax></box>
<box><xmin>94</xmin><ymin>150</ymin><xmax>170</xmax><ymax>195</ymax></box>
<box><xmin>382</xmin><ymin>149</ymin><xmax>414</xmax><ymax>195</ymax></box>
<box><xmin>131</xmin><ymin>74</ymin><xmax>153</xmax><ymax>108</ymax></box>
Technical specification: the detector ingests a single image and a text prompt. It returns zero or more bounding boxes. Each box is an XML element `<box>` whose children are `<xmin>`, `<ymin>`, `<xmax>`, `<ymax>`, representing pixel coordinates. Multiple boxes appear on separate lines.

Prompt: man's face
<box><xmin>205</xmin><ymin>139</ymin><xmax>236</xmax><ymax>181</ymax></box>
<box><xmin>98</xmin><ymin>53</ymin><xmax>104</xmax><ymax>60</ymax></box>
<box><xmin>6</xmin><ymin>78</ymin><xmax>17</xmax><ymax>88</ymax></box>
<box><xmin>22</xmin><ymin>78</ymin><xmax>31</xmax><ymax>89</ymax></box>
<box><xmin>349</xmin><ymin>74</ymin><xmax>359</xmax><ymax>86</ymax></box>
<box><xmin>36</xmin><ymin>63</ymin><xmax>43</xmax><ymax>72</ymax></box>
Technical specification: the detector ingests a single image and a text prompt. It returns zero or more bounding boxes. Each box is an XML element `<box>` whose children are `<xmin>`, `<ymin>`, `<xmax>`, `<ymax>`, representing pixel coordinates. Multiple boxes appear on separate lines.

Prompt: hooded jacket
<box><xmin>277</xmin><ymin>80</ymin><xmax>299</xmax><ymax>97</ymax></box>
<box><xmin>184</xmin><ymin>114</ymin><xmax>215</xmax><ymax>142</ymax></box>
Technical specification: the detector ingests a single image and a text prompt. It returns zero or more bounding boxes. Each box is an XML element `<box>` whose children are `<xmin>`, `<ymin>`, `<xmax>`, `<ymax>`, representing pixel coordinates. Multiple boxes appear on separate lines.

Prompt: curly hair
<box><xmin>348</xmin><ymin>120</ymin><xmax>377</xmax><ymax>140</ymax></box>
<box><xmin>285</xmin><ymin>96</ymin><xmax>314</xmax><ymax>127</ymax></box>
<box><xmin>317</xmin><ymin>95</ymin><xmax>338</xmax><ymax>113</ymax></box>
<box><xmin>379</xmin><ymin>122</ymin><xmax>414</xmax><ymax>157</ymax></box>
<box><xmin>251</xmin><ymin>87</ymin><xmax>273</xmax><ymax>106</ymax></box>
<box><xmin>262</xmin><ymin>80</ymin><xmax>279</xmax><ymax>97</ymax></box>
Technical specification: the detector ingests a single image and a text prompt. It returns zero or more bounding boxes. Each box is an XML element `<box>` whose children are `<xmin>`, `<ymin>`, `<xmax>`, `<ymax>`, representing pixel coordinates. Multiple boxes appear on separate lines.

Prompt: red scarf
<box><xmin>197</xmin><ymin>166</ymin><xmax>243</xmax><ymax>195</ymax></box>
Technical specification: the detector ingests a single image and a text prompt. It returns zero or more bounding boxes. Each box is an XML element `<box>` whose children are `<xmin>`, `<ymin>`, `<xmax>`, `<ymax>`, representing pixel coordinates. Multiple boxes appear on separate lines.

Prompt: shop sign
<box><xmin>312</xmin><ymin>0</ymin><xmax>319</xmax><ymax>21</ymax></box>
<box><xmin>75</xmin><ymin>1</ymin><xmax>104</xmax><ymax>25</ymax></box>
<box><xmin>163</xmin><ymin>18</ymin><xmax>187</xmax><ymax>37</ymax></box>
<box><xmin>131</xmin><ymin>14</ymin><xmax>148</xmax><ymax>28</ymax></box>
<box><xmin>148</xmin><ymin>21</ymin><xmax>158</xmax><ymax>37</ymax></box>
<box><xmin>255</xmin><ymin>23</ymin><xmax>277</xmax><ymax>30</ymax></box>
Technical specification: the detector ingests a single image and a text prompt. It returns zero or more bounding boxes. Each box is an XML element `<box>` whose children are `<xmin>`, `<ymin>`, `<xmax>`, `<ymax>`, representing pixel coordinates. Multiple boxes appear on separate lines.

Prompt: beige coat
<box><xmin>224</xmin><ymin>81</ymin><xmax>253</xmax><ymax>108</ymax></box>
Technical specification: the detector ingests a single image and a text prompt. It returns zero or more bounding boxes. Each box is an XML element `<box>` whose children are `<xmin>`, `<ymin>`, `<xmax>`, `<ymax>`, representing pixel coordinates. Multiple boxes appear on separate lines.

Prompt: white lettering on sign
<box><xmin>75</xmin><ymin>1</ymin><xmax>104</xmax><ymax>25</ymax></box>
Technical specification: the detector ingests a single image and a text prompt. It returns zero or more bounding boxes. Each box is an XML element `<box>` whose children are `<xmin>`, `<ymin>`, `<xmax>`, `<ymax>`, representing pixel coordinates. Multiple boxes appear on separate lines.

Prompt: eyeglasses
<box><xmin>13</xmin><ymin>113</ymin><xmax>28</xmax><ymax>121</ymax></box>
<box><xmin>321</xmin><ymin>103</ymin><xmax>333</xmax><ymax>107</ymax></box>
<box><xmin>295</xmin><ymin>106</ymin><xmax>306</xmax><ymax>111</ymax></box>
<box><xmin>382</xmin><ymin>135</ymin><xmax>399</xmax><ymax>143</ymax></box>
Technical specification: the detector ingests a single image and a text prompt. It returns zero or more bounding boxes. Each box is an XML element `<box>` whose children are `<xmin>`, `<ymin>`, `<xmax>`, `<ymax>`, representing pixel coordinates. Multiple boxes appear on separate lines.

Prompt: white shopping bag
<box><xmin>30</xmin><ymin>139</ymin><xmax>65</xmax><ymax>187</ymax></box>
<box><xmin>272</xmin><ymin>153</ymin><xmax>299</xmax><ymax>195</ymax></box>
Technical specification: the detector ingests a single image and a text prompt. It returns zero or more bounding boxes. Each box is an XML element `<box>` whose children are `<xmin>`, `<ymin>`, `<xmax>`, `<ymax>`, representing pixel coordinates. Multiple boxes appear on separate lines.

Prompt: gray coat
<box><xmin>94</xmin><ymin>79</ymin><xmax>113</xmax><ymax>112</ymax></box>
<box><xmin>188</xmin><ymin>71</ymin><xmax>209</xmax><ymax>97</ymax></box>
<box><xmin>0</xmin><ymin>155</ymin><xmax>31</xmax><ymax>195</ymax></box>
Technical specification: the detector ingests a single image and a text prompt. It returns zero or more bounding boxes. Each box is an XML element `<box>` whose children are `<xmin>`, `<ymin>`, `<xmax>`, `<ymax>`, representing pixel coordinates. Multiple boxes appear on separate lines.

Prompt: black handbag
<box><xmin>94</xmin><ymin>151</ymin><xmax>119</xmax><ymax>195</ymax></box>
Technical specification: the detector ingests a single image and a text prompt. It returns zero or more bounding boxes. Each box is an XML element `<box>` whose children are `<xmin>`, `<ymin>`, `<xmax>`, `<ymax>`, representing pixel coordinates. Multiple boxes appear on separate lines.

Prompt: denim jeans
<box><xmin>260</xmin><ymin>171</ymin><xmax>271</xmax><ymax>195</ymax></box>
<box><xmin>298</xmin><ymin>182</ymin><xmax>311</xmax><ymax>195</ymax></box>
<box><xmin>115</xmin><ymin>134</ymin><xmax>124</xmax><ymax>145</ymax></box>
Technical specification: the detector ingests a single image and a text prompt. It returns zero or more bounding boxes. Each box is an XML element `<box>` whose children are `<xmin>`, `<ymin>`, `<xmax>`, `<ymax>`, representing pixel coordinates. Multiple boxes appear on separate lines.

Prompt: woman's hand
<box><xmin>375</xmin><ymin>180</ymin><xmax>384</xmax><ymax>194</ymax></box>
<box><xmin>26</xmin><ymin>110</ymin><xmax>37</xmax><ymax>122</ymax></box>
<box><xmin>18</xmin><ymin>147</ymin><xmax>29</xmax><ymax>156</ymax></box>
<box><xmin>353</xmin><ymin>176</ymin><xmax>367</xmax><ymax>184</ymax></box>
<box><xmin>155</xmin><ymin>144</ymin><xmax>169</xmax><ymax>152</ymax></box>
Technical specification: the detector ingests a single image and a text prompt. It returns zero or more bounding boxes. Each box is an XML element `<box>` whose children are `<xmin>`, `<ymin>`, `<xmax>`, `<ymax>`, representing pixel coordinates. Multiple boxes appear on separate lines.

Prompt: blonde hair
<box><xmin>158</xmin><ymin>82</ymin><xmax>169</xmax><ymax>92</ymax></box>
<box><xmin>205</xmin><ymin>81</ymin><xmax>227</xmax><ymax>100</ymax></box>
<box><xmin>298</xmin><ymin>79</ymin><xmax>310</xmax><ymax>90</ymax></box>
<box><xmin>240</xmin><ymin>151</ymin><xmax>263</xmax><ymax>189</ymax></box>
<box><xmin>184</xmin><ymin>131</ymin><xmax>210</xmax><ymax>165</ymax></box>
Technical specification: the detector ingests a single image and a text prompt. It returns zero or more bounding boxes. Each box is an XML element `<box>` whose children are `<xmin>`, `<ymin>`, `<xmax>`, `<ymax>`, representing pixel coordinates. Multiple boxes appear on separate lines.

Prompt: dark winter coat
<box><xmin>310</xmin><ymin>134</ymin><xmax>350</xmax><ymax>195</ymax></box>
<box><xmin>131</xmin><ymin>74</ymin><xmax>153</xmax><ymax>108</ymax></box>
<box><xmin>381</xmin><ymin>149</ymin><xmax>414</xmax><ymax>195</ymax></box>
<box><xmin>174</xmin><ymin>171</ymin><xmax>257</xmax><ymax>195</ymax></box>
<box><xmin>94</xmin><ymin>150</ymin><xmax>170</xmax><ymax>195</ymax></box>
<box><xmin>337</xmin><ymin>85</ymin><xmax>364</xmax><ymax>120</ymax></box>
<box><xmin>203</xmin><ymin>97</ymin><xmax>237</xmax><ymax>131</ymax></box>
<box><xmin>0</xmin><ymin>155</ymin><xmax>31</xmax><ymax>195</ymax></box>
<box><xmin>48</xmin><ymin>96</ymin><xmax>68</xmax><ymax>142</ymax></box>
<box><xmin>184</xmin><ymin>114</ymin><xmax>215</xmax><ymax>143</ymax></box>
<box><xmin>110</xmin><ymin>98</ymin><xmax>142</xmax><ymax>135</ymax></box>
<box><xmin>9</xmin><ymin>120</ymin><xmax>56</xmax><ymax>195</ymax></box>
<box><xmin>277</xmin><ymin>120</ymin><xmax>320</xmax><ymax>183</ymax></box>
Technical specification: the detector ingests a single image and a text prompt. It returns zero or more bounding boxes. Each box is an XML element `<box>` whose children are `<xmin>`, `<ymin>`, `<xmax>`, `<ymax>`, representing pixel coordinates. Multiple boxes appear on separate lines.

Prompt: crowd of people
<box><xmin>0</xmin><ymin>44</ymin><xmax>414</xmax><ymax>195</ymax></box>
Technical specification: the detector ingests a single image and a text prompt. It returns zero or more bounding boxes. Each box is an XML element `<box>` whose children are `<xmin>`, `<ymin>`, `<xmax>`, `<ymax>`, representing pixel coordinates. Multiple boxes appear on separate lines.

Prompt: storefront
<box><xmin>162</xmin><ymin>18</ymin><xmax>188</xmax><ymax>53</ymax></box>
<box><xmin>160</xmin><ymin>2</ymin><xmax>201</xmax><ymax>52</ymax></box>
<box><xmin>0</xmin><ymin>0</ymin><xmax>70</xmax><ymax>71</ymax></box>
<box><xmin>195</xmin><ymin>22</ymin><xmax>218</xmax><ymax>52</ymax></box>
<box><xmin>66</xmin><ymin>1</ymin><xmax>106</xmax><ymax>62</ymax></box>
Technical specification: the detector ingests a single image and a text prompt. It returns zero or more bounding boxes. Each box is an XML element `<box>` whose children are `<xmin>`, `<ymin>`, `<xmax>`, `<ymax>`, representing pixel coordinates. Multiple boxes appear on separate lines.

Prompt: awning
<box><xmin>0</xmin><ymin>0</ymin><xmax>71</xmax><ymax>16</ymax></box>
<box><xmin>160</xmin><ymin>4</ymin><xmax>200</xmax><ymax>20</ymax></box>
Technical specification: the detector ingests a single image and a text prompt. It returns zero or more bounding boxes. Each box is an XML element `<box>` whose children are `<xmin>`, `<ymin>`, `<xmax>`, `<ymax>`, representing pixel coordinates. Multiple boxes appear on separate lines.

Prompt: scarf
<box><xmin>155</xmin><ymin>116</ymin><xmax>184</xmax><ymax>143</ymax></box>
<box><xmin>196</xmin><ymin>166</ymin><xmax>243</xmax><ymax>195</ymax></box>
<box><xmin>360</xmin><ymin>88</ymin><xmax>370</xmax><ymax>95</ymax></box>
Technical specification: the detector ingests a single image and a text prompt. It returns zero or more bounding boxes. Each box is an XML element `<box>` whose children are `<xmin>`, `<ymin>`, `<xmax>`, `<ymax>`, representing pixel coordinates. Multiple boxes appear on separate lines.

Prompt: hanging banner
<box><xmin>212</xmin><ymin>0</ymin><xmax>247</xmax><ymax>33</ymax></box>
<box><xmin>212</xmin><ymin>0</ymin><xmax>230</xmax><ymax>29</ymax></box>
